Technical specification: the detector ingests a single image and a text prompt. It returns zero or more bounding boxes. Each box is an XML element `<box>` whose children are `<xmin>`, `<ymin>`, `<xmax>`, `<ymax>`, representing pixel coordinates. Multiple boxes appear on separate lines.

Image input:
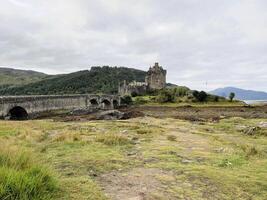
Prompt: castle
<box><xmin>118</xmin><ymin>62</ymin><xmax>167</xmax><ymax>96</ymax></box>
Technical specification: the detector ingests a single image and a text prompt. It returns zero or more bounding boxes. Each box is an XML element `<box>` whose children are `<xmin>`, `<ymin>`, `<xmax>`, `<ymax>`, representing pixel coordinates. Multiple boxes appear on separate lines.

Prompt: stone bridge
<box><xmin>0</xmin><ymin>94</ymin><xmax>120</xmax><ymax>120</ymax></box>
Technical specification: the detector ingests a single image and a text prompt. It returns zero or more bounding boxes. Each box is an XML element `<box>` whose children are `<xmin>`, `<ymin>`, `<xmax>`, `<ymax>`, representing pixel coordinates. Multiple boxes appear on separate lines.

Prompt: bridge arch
<box><xmin>89</xmin><ymin>98</ymin><xmax>99</xmax><ymax>107</ymax></box>
<box><xmin>8</xmin><ymin>106</ymin><xmax>28</xmax><ymax>120</ymax></box>
<box><xmin>113</xmin><ymin>99</ymin><xmax>119</xmax><ymax>109</ymax></box>
<box><xmin>101</xmin><ymin>99</ymin><xmax>111</xmax><ymax>109</ymax></box>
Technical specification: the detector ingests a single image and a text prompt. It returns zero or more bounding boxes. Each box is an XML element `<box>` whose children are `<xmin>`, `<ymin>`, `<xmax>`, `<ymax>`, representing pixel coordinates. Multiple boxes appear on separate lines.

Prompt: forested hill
<box><xmin>0</xmin><ymin>67</ymin><xmax>47</xmax><ymax>86</ymax></box>
<box><xmin>0</xmin><ymin>66</ymin><xmax>146</xmax><ymax>95</ymax></box>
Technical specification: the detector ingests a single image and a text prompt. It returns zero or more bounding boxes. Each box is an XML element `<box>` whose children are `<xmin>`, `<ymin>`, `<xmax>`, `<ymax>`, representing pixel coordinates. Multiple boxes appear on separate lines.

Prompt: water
<box><xmin>243</xmin><ymin>100</ymin><xmax>267</xmax><ymax>105</ymax></box>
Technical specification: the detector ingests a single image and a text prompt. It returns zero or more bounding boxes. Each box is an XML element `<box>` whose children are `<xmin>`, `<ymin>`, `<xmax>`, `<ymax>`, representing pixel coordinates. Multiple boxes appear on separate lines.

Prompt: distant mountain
<box><xmin>0</xmin><ymin>67</ymin><xmax>48</xmax><ymax>87</ymax></box>
<box><xmin>0</xmin><ymin>66</ymin><xmax>146</xmax><ymax>95</ymax></box>
<box><xmin>210</xmin><ymin>87</ymin><xmax>267</xmax><ymax>100</ymax></box>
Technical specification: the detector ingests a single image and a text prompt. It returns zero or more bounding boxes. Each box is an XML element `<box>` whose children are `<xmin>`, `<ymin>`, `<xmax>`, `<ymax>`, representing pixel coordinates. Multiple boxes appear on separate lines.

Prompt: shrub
<box><xmin>157</xmin><ymin>89</ymin><xmax>175</xmax><ymax>103</ymax></box>
<box><xmin>131</xmin><ymin>91</ymin><xmax>138</xmax><ymax>97</ymax></box>
<box><xmin>174</xmin><ymin>86</ymin><xmax>190</xmax><ymax>97</ymax></box>
<box><xmin>121</xmin><ymin>95</ymin><xmax>133</xmax><ymax>105</ymax></box>
<box><xmin>0</xmin><ymin>146</ymin><xmax>58</xmax><ymax>200</ymax></box>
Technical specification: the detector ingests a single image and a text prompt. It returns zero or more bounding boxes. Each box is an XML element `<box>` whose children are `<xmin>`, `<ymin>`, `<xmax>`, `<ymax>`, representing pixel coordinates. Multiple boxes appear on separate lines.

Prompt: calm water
<box><xmin>243</xmin><ymin>100</ymin><xmax>267</xmax><ymax>105</ymax></box>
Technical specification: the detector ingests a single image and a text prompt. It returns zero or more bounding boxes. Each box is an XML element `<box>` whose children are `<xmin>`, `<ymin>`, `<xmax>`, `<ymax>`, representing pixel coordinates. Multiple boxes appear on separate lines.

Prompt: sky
<box><xmin>0</xmin><ymin>0</ymin><xmax>266</xmax><ymax>92</ymax></box>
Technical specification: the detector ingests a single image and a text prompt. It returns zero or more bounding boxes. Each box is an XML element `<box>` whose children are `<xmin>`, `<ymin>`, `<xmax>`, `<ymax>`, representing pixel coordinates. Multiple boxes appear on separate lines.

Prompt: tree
<box><xmin>198</xmin><ymin>91</ymin><xmax>208</xmax><ymax>102</ymax></box>
<box><xmin>192</xmin><ymin>90</ymin><xmax>207</xmax><ymax>102</ymax></box>
<box><xmin>192</xmin><ymin>90</ymin><xmax>199</xmax><ymax>100</ymax></box>
<box><xmin>229</xmin><ymin>92</ymin><xmax>235</xmax><ymax>102</ymax></box>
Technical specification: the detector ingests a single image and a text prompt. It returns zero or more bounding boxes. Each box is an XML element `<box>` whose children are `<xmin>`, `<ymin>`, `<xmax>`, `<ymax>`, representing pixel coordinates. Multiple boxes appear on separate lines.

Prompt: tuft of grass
<box><xmin>52</xmin><ymin>132</ymin><xmax>82</xmax><ymax>143</ymax></box>
<box><xmin>241</xmin><ymin>144</ymin><xmax>259</xmax><ymax>157</ymax></box>
<box><xmin>0</xmin><ymin>146</ymin><xmax>59</xmax><ymax>200</ymax></box>
<box><xmin>167</xmin><ymin>135</ymin><xmax>177</xmax><ymax>141</ymax></box>
<box><xmin>95</xmin><ymin>133</ymin><xmax>131</xmax><ymax>146</ymax></box>
<box><xmin>136</xmin><ymin>129</ymin><xmax>152</xmax><ymax>135</ymax></box>
<box><xmin>217</xmin><ymin>155</ymin><xmax>247</xmax><ymax>168</ymax></box>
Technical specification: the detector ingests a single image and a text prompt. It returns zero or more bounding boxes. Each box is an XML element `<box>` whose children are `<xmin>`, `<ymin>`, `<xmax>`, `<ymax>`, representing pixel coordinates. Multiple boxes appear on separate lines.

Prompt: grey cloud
<box><xmin>0</xmin><ymin>0</ymin><xmax>266</xmax><ymax>91</ymax></box>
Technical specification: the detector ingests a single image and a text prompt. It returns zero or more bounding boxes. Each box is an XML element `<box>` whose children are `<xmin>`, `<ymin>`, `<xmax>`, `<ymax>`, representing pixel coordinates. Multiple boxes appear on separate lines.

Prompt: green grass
<box><xmin>95</xmin><ymin>133</ymin><xmax>132</xmax><ymax>146</ymax></box>
<box><xmin>0</xmin><ymin>116</ymin><xmax>266</xmax><ymax>199</ymax></box>
<box><xmin>0</xmin><ymin>146</ymin><xmax>58</xmax><ymax>200</ymax></box>
<box><xmin>133</xmin><ymin>95</ymin><xmax>245</xmax><ymax>107</ymax></box>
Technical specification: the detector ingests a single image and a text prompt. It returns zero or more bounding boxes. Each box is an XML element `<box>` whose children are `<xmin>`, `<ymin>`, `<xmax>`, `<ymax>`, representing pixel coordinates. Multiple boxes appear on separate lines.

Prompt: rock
<box><xmin>258</xmin><ymin>122</ymin><xmax>267</xmax><ymax>128</ymax></box>
<box><xmin>127</xmin><ymin>151</ymin><xmax>138</xmax><ymax>156</ymax></box>
<box><xmin>96</xmin><ymin>110</ymin><xmax>125</xmax><ymax>120</ymax></box>
<box><xmin>181</xmin><ymin>159</ymin><xmax>194</xmax><ymax>164</ymax></box>
<box><xmin>120</xmin><ymin>130</ymin><xmax>128</xmax><ymax>134</ymax></box>
<box><xmin>70</xmin><ymin>108</ymin><xmax>97</xmax><ymax>115</ymax></box>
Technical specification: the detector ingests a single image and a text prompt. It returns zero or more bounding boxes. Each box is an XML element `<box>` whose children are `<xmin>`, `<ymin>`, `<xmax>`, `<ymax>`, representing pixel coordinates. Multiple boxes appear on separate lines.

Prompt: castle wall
<box><xmin>118</xmin><ymin>62</ymin><xmax>167</xmax><ymax>96</ymax></box>
<box><xmin>146</xmin><ymin>63</ymin><xmax>166</xmax><ymax>90</ymax></box>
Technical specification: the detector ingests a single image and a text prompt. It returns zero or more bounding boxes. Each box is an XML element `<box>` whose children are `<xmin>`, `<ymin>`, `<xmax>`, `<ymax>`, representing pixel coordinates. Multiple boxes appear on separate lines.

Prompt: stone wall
<box><xmin>118</xmin><ymin>81</ymin><xmax>148</xmax><ymax>96</ymax></box>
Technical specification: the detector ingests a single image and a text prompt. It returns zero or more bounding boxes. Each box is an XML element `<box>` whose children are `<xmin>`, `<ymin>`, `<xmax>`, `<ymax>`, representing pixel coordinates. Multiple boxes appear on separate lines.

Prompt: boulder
<box><xmin>258</xmin><ymin>122</ymin><xmax>267</xmax><ymax>128</ymax></box>
<box><xmin>96</xmin><ymin>110</ymin><xmax>125</xmax><ymax>120</ymax></box>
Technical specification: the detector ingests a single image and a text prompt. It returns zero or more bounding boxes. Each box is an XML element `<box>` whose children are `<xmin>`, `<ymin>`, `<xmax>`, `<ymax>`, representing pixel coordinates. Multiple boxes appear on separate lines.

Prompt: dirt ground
<box><xmin>38</xmin><ymin>105</ymin><xmax>267</xmax><ymax>122</ymax></box>
<box><xmin>120</xmin><ymin>105</ymin><xmax>267</xmax><ymax>121</ymax></box>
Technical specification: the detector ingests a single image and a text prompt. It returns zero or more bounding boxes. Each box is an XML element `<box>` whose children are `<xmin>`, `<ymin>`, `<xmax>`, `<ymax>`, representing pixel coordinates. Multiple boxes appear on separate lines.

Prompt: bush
<box><xmin>131</xmin><ymin>91</ymin><xmax>138</xmax><ymax>97</ymax></box>
<box><xmin>192</xmin><ymin>90</ymin><xmax>208</xmax><ymax>102</ymax></box>
<box><xmin>173</xmin><ymin>86</ymin><xmax>190</xmax><ymax>97</ymax></box>
<box><xmin>0</xmin><ymin>146</ymin><xmax>58</xmax><ymax>200</ymax></box>
<box><xmin>121</xmin><ymin>95</ymin><xmax>133</xmax><ymax>105</ymax></box>
<box><xmin>157</xmin><ymin>89</ymin><xmax>176</xmax><ymax>103</ymax></box>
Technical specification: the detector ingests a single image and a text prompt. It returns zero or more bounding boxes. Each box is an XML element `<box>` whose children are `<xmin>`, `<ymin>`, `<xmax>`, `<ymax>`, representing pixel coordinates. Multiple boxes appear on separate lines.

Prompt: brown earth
<box><xmin>119</xmin><ymin>105</ymin><xmax>267</xmax><ymax>121</ymax></box>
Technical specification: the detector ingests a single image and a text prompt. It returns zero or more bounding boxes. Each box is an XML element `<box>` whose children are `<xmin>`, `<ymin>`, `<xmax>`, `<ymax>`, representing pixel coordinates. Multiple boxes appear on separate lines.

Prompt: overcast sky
<box><xmin>0</xmin><ymin>0</ymin><xmax>266</xmax><ymax>91</ymax></box>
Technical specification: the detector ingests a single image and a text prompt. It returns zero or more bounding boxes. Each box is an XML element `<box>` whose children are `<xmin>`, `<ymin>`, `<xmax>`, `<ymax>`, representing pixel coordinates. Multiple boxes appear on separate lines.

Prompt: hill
<box><xmin>210</xmin><ymin>87</ymin><xmax>267</xmax><ymax>100</ymax></box>
<box><xmin>0</xmin><ymin>67</ymin><xmax>48</xmax><ymax>87</ymax></box>
<box><xmin>0</xmin><ymin>66</ymin><xmax>146</xmax><ymax>95</ymax></box>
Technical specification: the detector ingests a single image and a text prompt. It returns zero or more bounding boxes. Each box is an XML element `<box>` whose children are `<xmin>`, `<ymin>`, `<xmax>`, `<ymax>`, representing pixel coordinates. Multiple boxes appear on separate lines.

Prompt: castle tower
<box><xmin>145</xmin><ymin>62</ymin><xmax>166</xmax><ymax>90</ymax></box>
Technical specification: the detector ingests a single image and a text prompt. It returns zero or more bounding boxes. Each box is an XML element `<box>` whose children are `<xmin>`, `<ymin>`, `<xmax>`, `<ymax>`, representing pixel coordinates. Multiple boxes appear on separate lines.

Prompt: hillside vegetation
<box><xmin>0</xmin><ymin>67</ymin><xmax>47</xmax><ymax>87</ymax></box>
<box><xmin>0</xmin><ymin>66</ymin><xmax>146</xmax><ymax>95</ymax></box>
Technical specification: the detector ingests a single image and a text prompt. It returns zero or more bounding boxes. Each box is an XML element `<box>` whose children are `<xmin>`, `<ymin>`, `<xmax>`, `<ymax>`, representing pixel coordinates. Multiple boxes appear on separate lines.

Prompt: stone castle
<box><xmin>118</xmin><ymin>62</ymin><xmax>167</xmax><ymax>96</ymax></box>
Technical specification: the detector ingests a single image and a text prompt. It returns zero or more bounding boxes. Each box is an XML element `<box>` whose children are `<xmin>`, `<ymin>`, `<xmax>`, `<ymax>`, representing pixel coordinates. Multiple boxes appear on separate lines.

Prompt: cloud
<box><xmin>0</xmin><ymin>0</ymin><xmax>266</xmax><ymax>91</ymax></box>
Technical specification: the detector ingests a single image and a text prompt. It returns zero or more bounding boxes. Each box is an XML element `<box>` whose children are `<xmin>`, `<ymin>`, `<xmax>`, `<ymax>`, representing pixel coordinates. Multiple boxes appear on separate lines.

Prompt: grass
<box><xmin>133</xmin><ymin>96</ymin><xmax>245</xmax><ymax>107</ymax></box>
<box><xmin>0</xmin><ymin>145</ymin><xmax>58</xmax><ymax>200</ymax></box>
<box><xmin>0</xmin><ymin>115</ymin><xmax>266</xmax><ymax>199</ymax></box>
<box><xmin>95</xmin><ymin>133</ymin><xmax>132</xmax><ymax>146</ymax></box>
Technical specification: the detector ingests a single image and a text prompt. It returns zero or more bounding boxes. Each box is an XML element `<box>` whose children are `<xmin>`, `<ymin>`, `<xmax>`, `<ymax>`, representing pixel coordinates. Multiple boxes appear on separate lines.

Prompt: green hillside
<box><xmin>0</xmin><ymin>66</ymin><xmax>146</xmax><ymax>95</ymax></box>
<box><xmin>0</xmin><ymin>67</ymin><xmax>48</xmax><ymax>87</ymax></box>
